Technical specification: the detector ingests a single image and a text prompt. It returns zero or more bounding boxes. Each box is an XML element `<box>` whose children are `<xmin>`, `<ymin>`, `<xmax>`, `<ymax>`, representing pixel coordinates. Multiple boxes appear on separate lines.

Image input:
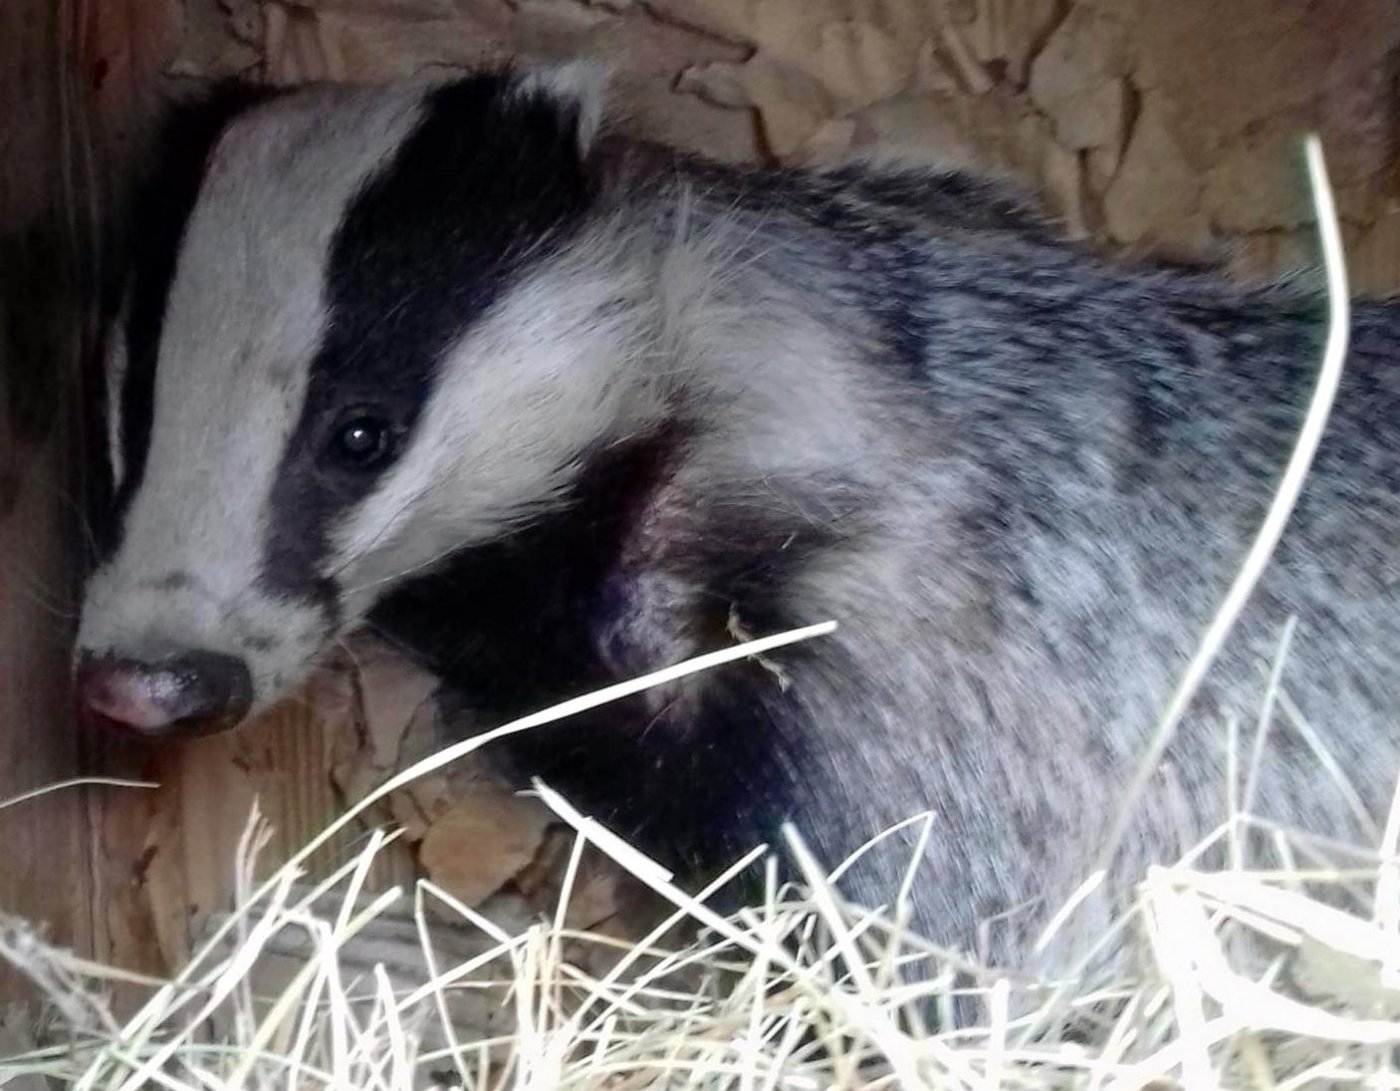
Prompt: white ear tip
<box><xmin>523</xmin><ymin>57</ymin><xmax>609</xmax><ymax>96</ymax></box>
<box><xmin>515</xmin><ymin>58</ymin><xmax>610</xmax><ymax>153</ymax></box>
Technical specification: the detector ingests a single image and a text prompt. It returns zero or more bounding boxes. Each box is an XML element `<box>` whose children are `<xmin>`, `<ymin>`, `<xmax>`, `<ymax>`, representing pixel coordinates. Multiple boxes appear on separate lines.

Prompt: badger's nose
<box><xmin>74</xmin><ymin>651</ymin><xmax>253</xmax><ymax>737</ymax></box>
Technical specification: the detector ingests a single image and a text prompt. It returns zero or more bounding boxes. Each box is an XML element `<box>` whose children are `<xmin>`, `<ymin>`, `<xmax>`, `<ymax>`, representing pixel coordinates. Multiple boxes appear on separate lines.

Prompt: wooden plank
<box><xmin>0</xmin><ymin>0</ymin><xmax>95</xmax><ymax>1005</ymax></box>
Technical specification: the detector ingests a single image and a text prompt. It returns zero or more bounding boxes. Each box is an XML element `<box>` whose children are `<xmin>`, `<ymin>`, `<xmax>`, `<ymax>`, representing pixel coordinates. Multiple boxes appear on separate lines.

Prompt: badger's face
<box><xmin>74</xmin><ymin>67</ymin><xmax>647</xmax><ymax>736</ymax></box>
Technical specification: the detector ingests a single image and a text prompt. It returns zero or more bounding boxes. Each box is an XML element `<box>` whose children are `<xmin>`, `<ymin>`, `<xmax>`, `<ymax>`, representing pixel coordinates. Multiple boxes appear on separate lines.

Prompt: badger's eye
<box><xmin>329</xmin><ymin>416</ymin><xmax>394</xmax><ymax>470</ymax></box>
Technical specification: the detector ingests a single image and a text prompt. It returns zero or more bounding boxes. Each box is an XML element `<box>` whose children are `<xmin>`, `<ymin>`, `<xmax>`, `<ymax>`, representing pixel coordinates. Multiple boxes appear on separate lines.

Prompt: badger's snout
<box><xmin>74</xmin><ymin>650</ymin><xmax>253</xmax><ymax>738</ymax></box>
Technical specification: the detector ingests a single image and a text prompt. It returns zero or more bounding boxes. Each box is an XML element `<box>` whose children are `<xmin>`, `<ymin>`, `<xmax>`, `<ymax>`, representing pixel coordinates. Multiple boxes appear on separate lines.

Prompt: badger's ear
<box><xmin>511</xmin><ymin>59</ymin><xmax>611</xmax><ymax>158</ymax></box>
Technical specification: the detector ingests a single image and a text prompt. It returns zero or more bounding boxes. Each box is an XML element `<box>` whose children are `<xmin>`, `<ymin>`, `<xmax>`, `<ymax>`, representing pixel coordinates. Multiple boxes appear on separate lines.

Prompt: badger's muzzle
<box><xmin>74</xmin><ymin>650</ymin><xmax>253</xmax><ymax>738</ymax></box>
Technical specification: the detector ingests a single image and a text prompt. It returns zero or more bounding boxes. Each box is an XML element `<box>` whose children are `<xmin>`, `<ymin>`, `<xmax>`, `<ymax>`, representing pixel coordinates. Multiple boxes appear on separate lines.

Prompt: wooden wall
<box><xmin>0</xmin><ymin>0</ymin><xmax>96</xmax><ymax>1003</ymax></box>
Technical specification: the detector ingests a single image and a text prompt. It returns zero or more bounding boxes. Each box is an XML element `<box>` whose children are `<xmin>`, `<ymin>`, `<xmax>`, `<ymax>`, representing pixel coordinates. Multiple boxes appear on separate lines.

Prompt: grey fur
<box><xmin>78</xmin><ymin>68</ymin><xmax>1400</xmax><ymax>977</ymax></box>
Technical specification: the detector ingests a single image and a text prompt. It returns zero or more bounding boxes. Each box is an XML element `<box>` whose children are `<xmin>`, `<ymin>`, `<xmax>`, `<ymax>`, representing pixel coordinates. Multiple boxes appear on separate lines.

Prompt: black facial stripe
<box><xmin>101</xmin><ymin>81</ymin><xmax>280</xmax><ymax>560</ymax></box>
<box><xmin>261</xmin><ymin>72</ymin><xmax>595</xmax><ymax>604</ymax></box>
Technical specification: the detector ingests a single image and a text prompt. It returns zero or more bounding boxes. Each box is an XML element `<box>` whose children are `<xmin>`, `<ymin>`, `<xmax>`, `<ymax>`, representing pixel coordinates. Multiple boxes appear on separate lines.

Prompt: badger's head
<box><xmin>74</xmin><ymin>65</ymin><xmax>657</xmax><ymax>737</ymax></box>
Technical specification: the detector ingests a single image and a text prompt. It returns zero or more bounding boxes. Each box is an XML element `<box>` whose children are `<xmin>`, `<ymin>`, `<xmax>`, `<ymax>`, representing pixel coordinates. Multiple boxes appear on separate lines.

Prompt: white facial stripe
<box><xmin>80</xmin><ymin>85</ymin><xmax>430</xmax><ymax>707</ymax></box>
<box><xmin>321</xmin><ymin>204</ymin><xmax>861</xmax><ymax>613</ymax></box>
<box><xmin>104</xmin><ymin>300</ymin><xmax>129</xmax><ymax>492</ymax></box>
<box><xmin>328</xmin><ymin>236</ymin><xmax>661</xmax><ymax>614</ymax></box>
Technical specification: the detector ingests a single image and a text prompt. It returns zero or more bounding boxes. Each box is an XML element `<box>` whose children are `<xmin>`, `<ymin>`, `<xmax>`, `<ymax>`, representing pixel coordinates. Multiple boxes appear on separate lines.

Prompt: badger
<box><xmin>74</xmin><ymin>64</ymin><xmax>1400</xmax><ymax>971</ymax></box>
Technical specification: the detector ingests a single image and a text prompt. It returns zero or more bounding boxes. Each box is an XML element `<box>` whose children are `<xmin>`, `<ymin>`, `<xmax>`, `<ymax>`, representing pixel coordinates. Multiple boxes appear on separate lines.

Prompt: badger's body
<box><xmin>77</xmin><ymin>68</ymin><xmax>1400</xmax><ymax>970</ymax></box>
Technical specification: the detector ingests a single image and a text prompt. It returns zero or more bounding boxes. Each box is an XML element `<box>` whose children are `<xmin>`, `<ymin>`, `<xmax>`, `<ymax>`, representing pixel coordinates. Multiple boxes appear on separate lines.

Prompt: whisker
<box><xmin>1</xmin><ymin>560</ymin><xmax>82</xmax><ymax>621</ymax></box>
